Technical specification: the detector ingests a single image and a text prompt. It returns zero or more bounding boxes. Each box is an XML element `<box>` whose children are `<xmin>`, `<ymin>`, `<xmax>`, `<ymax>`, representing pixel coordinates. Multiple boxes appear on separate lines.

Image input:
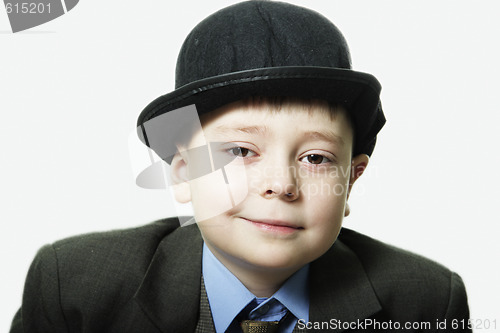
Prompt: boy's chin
<box><xmin>240</xmin><ymin>248</ymin><xmax>319</xmax><ymax>272</ymax></box>
<box><xmin>244</xmin><ymin>258</ymin><xmax>306</xmax><ymax>273</ymax></box>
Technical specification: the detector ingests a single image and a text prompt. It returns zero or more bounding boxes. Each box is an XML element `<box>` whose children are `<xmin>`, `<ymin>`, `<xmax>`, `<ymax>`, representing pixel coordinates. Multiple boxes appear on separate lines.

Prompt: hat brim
<box><xmin>137</xmin><ymin>66</ymin><xmax>385</xmax><ymax>156</ymax></box>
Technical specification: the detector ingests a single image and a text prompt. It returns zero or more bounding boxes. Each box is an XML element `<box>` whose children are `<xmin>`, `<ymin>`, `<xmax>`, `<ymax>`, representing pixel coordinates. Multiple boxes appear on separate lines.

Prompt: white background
<box><xmin>1</xmin><ymin>0</ymin><xmax>499</xmax><ymax>331</ymax></box>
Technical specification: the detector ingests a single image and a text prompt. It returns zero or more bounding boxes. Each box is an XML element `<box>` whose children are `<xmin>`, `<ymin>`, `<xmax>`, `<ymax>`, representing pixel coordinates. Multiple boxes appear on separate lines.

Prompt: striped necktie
<box><xmin>240</xmin><ymin>319</ymin><xmax>280</xmax><ymax>333</ymax></box>
<box><xmin>240</xmin><ymin>311</ymin><xmax>289</xmax><ymax>333</ymax></box>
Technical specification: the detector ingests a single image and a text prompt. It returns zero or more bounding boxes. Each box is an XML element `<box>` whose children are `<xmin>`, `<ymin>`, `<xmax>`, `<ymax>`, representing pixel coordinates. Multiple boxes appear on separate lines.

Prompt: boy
<box><xmin>11</xmin><ymin>1</ymin><xmax>471</xmax><ymax>332</ymax></box>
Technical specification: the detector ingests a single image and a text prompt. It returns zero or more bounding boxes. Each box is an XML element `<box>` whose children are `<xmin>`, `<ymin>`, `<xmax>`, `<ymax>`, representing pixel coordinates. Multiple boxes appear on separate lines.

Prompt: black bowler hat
<box><xmin>137</xmin><ymin>0</ymin><xmax>385</xmax><ymax>156</ymax></box>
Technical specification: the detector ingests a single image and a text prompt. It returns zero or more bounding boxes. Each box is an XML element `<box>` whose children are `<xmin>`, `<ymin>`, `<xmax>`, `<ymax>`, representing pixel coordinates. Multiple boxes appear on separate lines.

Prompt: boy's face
<box><xmin>172</xmin><ymin>99</ymin><xmax>367</xmax><ymax>273</ymax></box>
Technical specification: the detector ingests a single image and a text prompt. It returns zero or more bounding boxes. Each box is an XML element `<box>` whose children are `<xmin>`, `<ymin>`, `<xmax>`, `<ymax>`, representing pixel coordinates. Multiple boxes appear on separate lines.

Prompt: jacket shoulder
<box><xmin>53</xmin><ymin>217</ymin><xmax>181</xmax><ymax>258</ymax></box>
<box><xmin>338</xmin><ymin>228</ymin><xmax>470</xmax><ymax>321</ymax></box>
<box><xmin>11</xmin><ymin>217</ymin><xmax>189</xmax><ymax>333</ymax></box>
<box><xmin>51</xmin><ymin>217</ymin><xmax>183</xmax><ymax>287</ymax></box>
<box><xmin>50</xmin><ymin>218</ymin><xmax>184</xmax><ymax>314</ymax></box>
<box><xmin>339</xmin><ymin>227</ymin><xmax>453</xmax><ymax>278</ymax></box>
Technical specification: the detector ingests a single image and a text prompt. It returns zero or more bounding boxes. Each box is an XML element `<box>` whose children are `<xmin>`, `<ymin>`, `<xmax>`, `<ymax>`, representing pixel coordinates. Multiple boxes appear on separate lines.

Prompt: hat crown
<box><xmin>175</xmin><ymin>0</ymin><xmax>352</xmax><ymax>89</ymax></box>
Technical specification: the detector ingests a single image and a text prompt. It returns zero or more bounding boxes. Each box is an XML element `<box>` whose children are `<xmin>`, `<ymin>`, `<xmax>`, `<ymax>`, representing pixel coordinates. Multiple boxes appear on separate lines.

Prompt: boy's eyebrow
<box><xmin>304</xmin><ymin>130</ymin><xmax>345</xmax><ymax>146</ymax></box>
<box><xmin>211</xmin><ymin>125</ymin><xmax>269</xmax><ymax>136</ymax></box>
<box><xmin>210</xmin><ymin>125</ymin><xmax>345</xmax><ymax>146</ymax></box>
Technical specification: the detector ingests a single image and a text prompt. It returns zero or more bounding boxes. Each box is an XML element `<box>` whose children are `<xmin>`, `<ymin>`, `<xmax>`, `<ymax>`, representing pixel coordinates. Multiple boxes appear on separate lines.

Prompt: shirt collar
<box><xmin>272</xmin><ymin>263</ymin><xmax>309</xmax><ymax>321</ymax></box>
<box><xmin>202</xmin><ymin>243</ymin><xmax>309</xmax><ymax>333</ymax></box>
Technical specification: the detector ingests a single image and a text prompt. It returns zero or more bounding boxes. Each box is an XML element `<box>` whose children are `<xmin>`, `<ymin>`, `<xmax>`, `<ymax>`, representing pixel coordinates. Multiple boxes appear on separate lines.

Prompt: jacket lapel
<box><xmin>308</xmin><ymin>237</ymin><xmax>382</xmax><ymax>332</ymax></box>
<box><xmin>133</xmin><ymin>223</ymin><xmax>204</xmax><ymax>333</ymax></box>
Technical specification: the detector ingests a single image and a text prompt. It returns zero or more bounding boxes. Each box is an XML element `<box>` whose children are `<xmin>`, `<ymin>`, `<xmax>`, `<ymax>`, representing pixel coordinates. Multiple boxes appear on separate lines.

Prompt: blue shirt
<box><xmin>202</xmin><ymin>243</ymin><xmax>309</xmax><ymax>333</ymax></box>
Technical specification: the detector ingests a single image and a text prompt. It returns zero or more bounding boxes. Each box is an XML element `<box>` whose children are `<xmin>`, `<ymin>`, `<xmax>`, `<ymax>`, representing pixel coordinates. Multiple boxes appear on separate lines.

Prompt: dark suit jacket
<box><xmin>10</xmin><ymin>218</ymin><xmax>471</xmax><ymax>332</ymax></box>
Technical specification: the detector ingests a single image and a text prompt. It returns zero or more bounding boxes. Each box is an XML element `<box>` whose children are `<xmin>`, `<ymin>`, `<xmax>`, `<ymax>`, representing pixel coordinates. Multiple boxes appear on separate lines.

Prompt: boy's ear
<box><xmin>345</xmin><ymin>154</ymin><xmax>369</xmax><ymax>217</ymax></box>
<box><xmin>170</xmin><ymin>151</ymin><xmax>191</xmax><ymax>203</ymax></box>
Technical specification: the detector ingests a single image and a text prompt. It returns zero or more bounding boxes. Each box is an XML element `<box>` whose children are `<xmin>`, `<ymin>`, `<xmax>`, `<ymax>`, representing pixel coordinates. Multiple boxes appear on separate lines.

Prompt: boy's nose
<box><xmin>262</xmin><ymin>185</ymin><xmax>299</xmax><ymax>201</ymax></box>
<box><xmin>259</xmin><ymin>165</ymin><xmax>299</xmax><ymax>201</ymax></box>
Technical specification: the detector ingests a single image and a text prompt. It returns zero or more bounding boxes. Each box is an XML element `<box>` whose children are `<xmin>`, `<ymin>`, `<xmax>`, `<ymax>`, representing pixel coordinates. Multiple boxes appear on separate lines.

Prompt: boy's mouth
<box><xmin>240</xmin><ymin>217</ymin><xmax>304</xmax><ymax>234</ymax></box>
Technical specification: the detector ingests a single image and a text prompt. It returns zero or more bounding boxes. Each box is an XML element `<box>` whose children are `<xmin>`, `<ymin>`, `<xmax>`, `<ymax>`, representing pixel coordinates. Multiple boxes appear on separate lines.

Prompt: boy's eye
<box><xmin>229</xmin><ymin>147</ymin><xmax>254</xmax><ymax>157</ymax></box>
<box><xmin>302</xmin><ymin>154</ymin><xmax>330</xmax><ymax>165</ymax></box>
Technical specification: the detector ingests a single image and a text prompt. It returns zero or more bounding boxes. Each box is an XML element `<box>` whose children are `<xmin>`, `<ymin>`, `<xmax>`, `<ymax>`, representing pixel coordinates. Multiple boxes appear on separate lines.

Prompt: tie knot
<box><xmin>240</xmin><ymin>319</ymin><xmax>280</xmax><ymax>333</ymax></box>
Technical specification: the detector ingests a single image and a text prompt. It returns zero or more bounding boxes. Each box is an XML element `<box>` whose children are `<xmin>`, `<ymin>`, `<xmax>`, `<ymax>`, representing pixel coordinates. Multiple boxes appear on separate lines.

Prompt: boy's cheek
<box><xmin>189</xmin><ymin>163</ymin><xmax>249</xmax><ymax>222</ymax></box>
<box><xmin>298</xmin><ymin>180</ymin><xmax>349</xmax><ymax>200</ymax></box>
